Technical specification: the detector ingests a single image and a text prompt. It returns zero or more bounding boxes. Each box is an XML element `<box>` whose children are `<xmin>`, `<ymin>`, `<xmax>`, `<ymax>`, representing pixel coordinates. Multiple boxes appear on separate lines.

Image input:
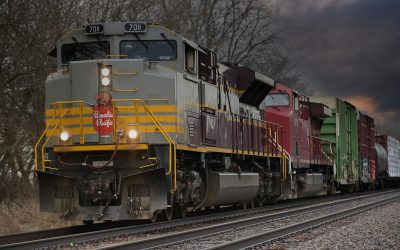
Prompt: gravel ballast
<box><xmin>264</xmin><ymin>200</ymin><xmax>400</xmax><ymax>249</ymax></box>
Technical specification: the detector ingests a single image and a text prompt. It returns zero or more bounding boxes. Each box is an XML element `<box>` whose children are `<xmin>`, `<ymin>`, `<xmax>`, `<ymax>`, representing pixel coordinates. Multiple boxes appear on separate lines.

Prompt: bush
<box><xmin>0</xmin><ymin>197</ymin><xmax>80</xmax><ymax>235</ymax></box>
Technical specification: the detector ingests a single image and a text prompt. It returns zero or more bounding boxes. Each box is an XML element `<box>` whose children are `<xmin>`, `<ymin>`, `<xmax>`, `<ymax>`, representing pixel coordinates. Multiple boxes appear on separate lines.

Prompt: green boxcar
<box><xmin>310</xmin><ymin>97</ymin><xmax>359</xmax><ymax>190</ymax></box>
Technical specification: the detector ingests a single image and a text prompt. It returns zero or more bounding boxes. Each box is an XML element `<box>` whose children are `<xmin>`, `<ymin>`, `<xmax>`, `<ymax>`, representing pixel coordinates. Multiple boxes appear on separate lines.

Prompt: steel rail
<box><xmin>0</xmin><ymin>220</ymin><xmax>147</xmax><ymax>246</ymax></box>
<box><xmin>0</xmin><ymin>189</ymin><xmax>397</xmax><ymax>250</ymax></box>
<box><xmin>210</xmin><ymin>194</ymin><xmax>400</xmax><ymax>250</ymax></box>
<box><xmin>0</xmin><ymin>199</ymin><xmax>313</xmax><ymax>249</ymax></box>
<box><xmin>93</xmin><ymin>190</ymin><xmax>400</xmax><ymax>250</ymax></box>
<box><xmin>0</xmin><ymin>200</ymin><xmax>311</xmax><ymax>248</ymax></box>
<box><xmin>0</xmin><ymin>200</ymin><xmax>299</xmax><ymax>246</ymax></box>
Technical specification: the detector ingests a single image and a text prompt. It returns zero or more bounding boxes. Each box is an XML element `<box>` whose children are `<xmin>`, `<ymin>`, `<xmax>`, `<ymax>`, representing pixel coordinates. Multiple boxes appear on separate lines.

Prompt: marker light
<box><xmin>60</xmin><ymin>131</ymin><xmax>70</xmax><ymax>142</ymax></box>
<box><xmin>128</xmin><ymin>129</ymin><xmax>138</xmax><ymax>139</ymax></box>
<box><xmin>101</xmin><ymin>67</ymin><xmax>111</xmax><ymax>77</ymax></box>
<box><xmin>101</xmin><ymin>77</ymin><xmax>111</xmax><ymax>86</ymax></box>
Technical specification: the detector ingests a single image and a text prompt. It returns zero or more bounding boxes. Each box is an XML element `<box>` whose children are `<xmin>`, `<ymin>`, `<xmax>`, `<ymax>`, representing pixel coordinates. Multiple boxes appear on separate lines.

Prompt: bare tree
<box><xmin>0</xmin><ymin>0</ymin><xmax>87</xmax><ymax>201</ymax></box>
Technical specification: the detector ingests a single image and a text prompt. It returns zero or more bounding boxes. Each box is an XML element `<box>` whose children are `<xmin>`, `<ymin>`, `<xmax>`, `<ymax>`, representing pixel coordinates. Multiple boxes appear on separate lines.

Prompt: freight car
<box><xmin>35</xmin><ymin>22</ymin><xmax>286</xmax><ymax>223</ymax></box>
<box><xmin>358</xmin><ymin>112</ymin><xmax>376</xmax><ymax>190</ymax></box>
<box><xmin>309</xmin><ymin>97</ymin><xmax>359</xmax><ymax>193</ymax></box>
<box><xmin>375</xmin><ymin>135</ymin><xmax>400</xmax><ymax>187</ymax></box>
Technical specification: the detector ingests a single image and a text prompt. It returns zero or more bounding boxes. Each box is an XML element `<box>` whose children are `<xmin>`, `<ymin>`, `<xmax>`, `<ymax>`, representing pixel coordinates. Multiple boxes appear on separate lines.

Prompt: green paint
<box><xmin>319</xmin><ymin>98</ymin><xmax>359</xmax><ymax>185</ymax></box>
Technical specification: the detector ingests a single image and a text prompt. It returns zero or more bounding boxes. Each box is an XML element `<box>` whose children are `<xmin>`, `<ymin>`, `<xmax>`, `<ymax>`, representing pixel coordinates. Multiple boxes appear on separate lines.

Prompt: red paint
<box><xmin>370</xmin><ymin>160</ymin><xmax>376</xmax><ymax>182</ymax></box>
<box><xmin>93</xmin><ymin>105</ymin><xmax>115</xmax><ymax>135</ymax></box>
<box><xmin>264</xmin><ymin>83</ymin><xmax>333</xmax><ymax>167</ymax></box>
<box><xmin>358</xmin><ymin>112</ymin><xmax>376</xmax><ymax>183</ymax></box>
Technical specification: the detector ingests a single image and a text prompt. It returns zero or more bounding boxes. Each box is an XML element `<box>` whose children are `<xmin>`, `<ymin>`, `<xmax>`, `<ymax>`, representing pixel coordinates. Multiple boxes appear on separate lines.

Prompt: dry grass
<box><xmin>0</xmin><ymin>198</ymin><xmax>81</xmax><ymax>235</ymax></box>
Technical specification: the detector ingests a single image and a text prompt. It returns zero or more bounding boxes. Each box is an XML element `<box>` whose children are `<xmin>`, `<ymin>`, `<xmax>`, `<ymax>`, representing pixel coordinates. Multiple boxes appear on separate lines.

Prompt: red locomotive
<box><xmin>263</xmin><ymin>83</ymin><xmax>335</xmax><ymax>197</ymax></box>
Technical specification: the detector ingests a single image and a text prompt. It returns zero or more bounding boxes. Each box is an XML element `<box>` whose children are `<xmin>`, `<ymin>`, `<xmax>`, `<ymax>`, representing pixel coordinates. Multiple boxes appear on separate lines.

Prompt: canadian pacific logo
<box><xmin>93</xmin><ymin>91</ymin><xmax>115</xmax><ymax>135</ymax></box>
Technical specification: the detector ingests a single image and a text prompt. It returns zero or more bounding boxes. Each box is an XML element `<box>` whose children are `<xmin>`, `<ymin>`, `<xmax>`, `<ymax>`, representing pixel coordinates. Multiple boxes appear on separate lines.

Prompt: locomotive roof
<box><xmin>60</xmin><ymin>22</ymin><xmax>182</xmax><ymax>38</ymax></box>
<box><xmin>50</xmin><ymin>22</ymin><xmax>205</xmax><ymax>57</ymax></box>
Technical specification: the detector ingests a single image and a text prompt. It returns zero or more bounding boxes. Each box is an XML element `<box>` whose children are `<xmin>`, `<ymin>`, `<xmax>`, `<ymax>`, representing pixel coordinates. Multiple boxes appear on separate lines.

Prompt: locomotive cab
<box><xmin>39</xmin><ymin>22</ymin><xmax>185</xmax><ymax>221</ymax></box>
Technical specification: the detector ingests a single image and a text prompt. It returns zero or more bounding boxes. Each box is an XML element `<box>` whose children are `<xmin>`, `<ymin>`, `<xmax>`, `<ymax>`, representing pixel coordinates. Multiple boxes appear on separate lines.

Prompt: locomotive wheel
<box><xmin>176</xmin><ymin>204</ymin><xmax>187</xmax><ymax>219</ymax></box>
<box><xmin>164</xmin><ymin>207</ymin><xmax>173</xmax><ymax>221</ymax></box>
<box><xmin>150</xmin><ymin>210</ymin><xmax>160</xmax><ymax>223</ymax></box>
<box><xmin>250</xmin><ymin>200</ymin><xmax>255</xmax><ymax>209</ymax></box>
<box><xmin>256</xmin><ymin>197</ymin><xmax>264</xmax><ymax>207</ymax></box>
<box><xmin>83</xmin><ymin>220</ymin><xmax>94</xmax><ymax>225</ymax></box>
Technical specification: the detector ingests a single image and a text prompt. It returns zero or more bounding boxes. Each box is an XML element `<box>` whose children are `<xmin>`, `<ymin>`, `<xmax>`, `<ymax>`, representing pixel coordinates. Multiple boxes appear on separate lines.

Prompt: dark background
<box><xmin>274</xmin><ymin>0</ymin><xmax>400</xmax><ymax>126</ymax></box>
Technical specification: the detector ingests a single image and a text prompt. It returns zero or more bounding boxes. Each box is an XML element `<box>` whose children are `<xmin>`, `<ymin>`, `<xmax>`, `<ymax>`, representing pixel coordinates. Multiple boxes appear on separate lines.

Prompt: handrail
<box><xmin>265</xmin><ymin>126</ymin><xmax>289</xmax><ymax>181</ymax></box>
<box><xmin>34</xmin><ymin>110</ymin><xmax>68</xmax><ymax>171</ymax></box>
<box><xmin>35</xmin><ymin>115</ymin><xmax>57</xmax><ymax>171</ymax></box>
<box><xmin>309</xmin><ymin>135</ymin><xmax>336</xmax><ymax>144</ymax></box>
<box><xmin>143</xmin><ymin>103</ymin><xmax>177</xmax><ymax>190</ymax></box>
<box><xmin>309</xmin><ymin>135</ymin><xmax>336</xmax><ymax>164</ymax></box>
<box><xmin>36</xmin><ymin>99</ymin><xmax>178</xmax><ymax>192</ymax></box>
<box><xmin>41</xmin><ymin>118</ymin><xmax>63</xmax><ymax>171</ymax></box>
<box><xmin>111</xmin><ymin>99</ymin><xmax>177</xmax><ymax>192</ymax></box>
<box><xmin>52</xmin><ymin>101</ymin><xmax>85</xmax><ymax>144</ymax></box>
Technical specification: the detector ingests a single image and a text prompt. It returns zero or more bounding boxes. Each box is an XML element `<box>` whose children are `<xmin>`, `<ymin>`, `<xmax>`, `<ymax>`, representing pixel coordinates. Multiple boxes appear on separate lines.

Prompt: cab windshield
<box><xmin>120</xmin><ymin>40</ymin><xmax>177</xmax><ymax>61</ymax></box>
<box><xmin>61</xmin><ymin>41</ymin><xmax>110</xmax><ymax>64</ymax></box>
<box><xmin>264</xmin><ymin>93</ymin><xmax>290</xmax><ymax>107</ymax></box>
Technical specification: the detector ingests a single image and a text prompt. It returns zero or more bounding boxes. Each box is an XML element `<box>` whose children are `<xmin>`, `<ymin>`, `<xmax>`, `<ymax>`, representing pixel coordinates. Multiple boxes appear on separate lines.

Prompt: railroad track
<box><xmin>212</xmin><ymin>195</ymin><xmax>400</xmax><ymax>250</ymax></box>
<box><xmin>0</xmin><ymin>220</ymin><xmax>147</xmax><ymax>246</ymax></box>
<box><xmin>0</xmin><ymin>189</ymin><xmax>398</xmax><ymax>250</ymax></box>
<box><xmin>96</xmin><ymin>190</ymin><xmax>400</xmax><ymax>250</ymax></box>
<box><xmin>0</xmin><ymin>198</ymin><xmax>317</xmax><ymax>246</ymax></box>
<box><xmin>0</xmin><ymin>191</ymin><xmax>358</xmax><ymax>246</ymax></box>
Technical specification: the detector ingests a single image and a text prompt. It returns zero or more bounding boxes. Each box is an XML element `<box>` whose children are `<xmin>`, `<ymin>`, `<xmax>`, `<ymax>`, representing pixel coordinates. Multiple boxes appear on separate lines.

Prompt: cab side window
<box><xmin>294</xmin><ymin>95</ymin><xmax>299</xmax><ymax>111</ymax></box>
<box><xmin>185</xmin><ymin>43</ymin><xmax>196</xmax><ymax>75</ymax></box>
<box><xmin>198</xmin><ymin>46</ymin><xmax>217</xmax><ymax>85</ymax></box>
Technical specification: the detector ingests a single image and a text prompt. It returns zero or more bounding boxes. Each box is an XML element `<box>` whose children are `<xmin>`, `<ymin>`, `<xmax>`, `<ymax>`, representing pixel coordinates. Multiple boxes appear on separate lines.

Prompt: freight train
<box><xmin>35</xmin><ymin>22</ymin><xmax>400</xmax><ymax>223</ymax></box>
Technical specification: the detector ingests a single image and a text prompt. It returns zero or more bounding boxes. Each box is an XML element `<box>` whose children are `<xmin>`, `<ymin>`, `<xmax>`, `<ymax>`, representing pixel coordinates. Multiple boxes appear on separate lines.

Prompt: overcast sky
<box><xmin>272</xmin><ymin>0</ymin><xmax>400</xmax><ymax>125</ymax></box>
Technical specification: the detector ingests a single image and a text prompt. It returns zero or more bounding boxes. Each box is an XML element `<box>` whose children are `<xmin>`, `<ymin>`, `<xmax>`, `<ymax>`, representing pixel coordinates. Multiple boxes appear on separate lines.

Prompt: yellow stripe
<box><xmin>53</xmin><ymin>142</ymin><xmax>282</xmax><ymax>158</ymax></box>
<box><xmin>176</xmin><ymin>144</ymin><xmax>283</xmax><ymax>158</ymax></box>
<box><xmin>45</xmin><ymin>107</ymin><xmax>91</xmax><ymax>116</ymax></box>
<box><xmin>46</xmin><ymin>125</ymin><xmax>179</xmax><ymax>136</ymax></box>
<box><xmin>54</xmin><ymin>144</ymin><xmax>148</xmax><ymax>152</ymax></box>
<box><xmin>45</xmin><ymin>105</ymin><xmax>177</xmax><ymax>116</ymax></box>
<box><xmin>45</xmin><ymin>115</ymin><xmax>177</xmax><ymax>126</ymax></box>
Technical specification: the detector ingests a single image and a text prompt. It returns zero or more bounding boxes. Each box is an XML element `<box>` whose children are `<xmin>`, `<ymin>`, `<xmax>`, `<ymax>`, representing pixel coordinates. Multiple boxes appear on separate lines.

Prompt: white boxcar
<box><xmin>387</xmin><ymin>136</ymin><xmax>400</xmax><ymax>177</ymax></box>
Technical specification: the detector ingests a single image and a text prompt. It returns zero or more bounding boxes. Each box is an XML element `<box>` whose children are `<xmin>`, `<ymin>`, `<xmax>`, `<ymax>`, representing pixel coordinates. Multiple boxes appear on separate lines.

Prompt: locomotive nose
<box><xmin>68</xmin><ymin>59</ymin><xmax>145</xmax><ymax>104</ymax></box>
<box><xmin>64</xmin><ymin>59</ymin><xmax>146</xmax><ymax>144</ymax></box>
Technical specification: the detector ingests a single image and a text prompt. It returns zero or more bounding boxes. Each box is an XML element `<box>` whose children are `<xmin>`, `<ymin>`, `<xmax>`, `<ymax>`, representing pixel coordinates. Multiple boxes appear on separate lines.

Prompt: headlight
<box><xmin>128</xmin><ymin>129</ymin><xmax>138</xmax><ymax>139</ymax></box>
<box><xmin>99</xmin><ymin>65</ymin><xmax>112</xmax><ymax>87</ymax></box>
<box><xmin>101</xmin><ymin>67</ymin><xmax>111</xmax><ymax>77</ymax></box>
<box><xmin>101</xmin><ymin>77</ymin><xmax>111</xmax><ymax>86</ymax></box>
<box><xmin>60</xmin><ymin>131</ymin><xmax>70</xmax><ymax>142</ymax></box>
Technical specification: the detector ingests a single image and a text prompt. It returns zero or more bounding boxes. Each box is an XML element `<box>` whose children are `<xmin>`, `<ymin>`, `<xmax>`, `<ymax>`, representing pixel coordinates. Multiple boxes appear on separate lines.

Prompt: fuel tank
<box><xmin>202</xmin><ymin>171</ymin><xmax>259</xmax><ymax>207</ymax></box>
<box><xmin>297</xmin><ymin>173</ymin><xmax>325</xmax><ymax>197</ymax></box>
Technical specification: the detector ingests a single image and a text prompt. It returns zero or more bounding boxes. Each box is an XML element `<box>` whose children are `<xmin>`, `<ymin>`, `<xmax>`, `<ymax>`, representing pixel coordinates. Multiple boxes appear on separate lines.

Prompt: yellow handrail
<box><xmin>41</xmin><ymin>118</ymin><xmax>63</xmax><ymax>171</ymax></box>
<box><xmin>34</xmin><ymin>110</ymin><xmax>68</xmax><ymax>171</ymax></box>
<box><xmin>264</xmin><ymin>125</ymin><xmax>287</xmax><ymax>180</ymax></box>
<box><xmin>138</xmin><ymin>100</ymin><xmax>176</xmax><ymax>191</ymax></box>
<box><xmin>53</xmin><ymin>101</ymin><xmax>84</xmax><ymax>144</ymax></box>
<box><xmin>35</xmin><ymin>115</ymin><xmax>57</xmax><ymax>171</ymax></box>
<box><xmin>35</xmin><ymin>101</ymin><xmax>83</xmax><ymax>171</ymax></box>
<box><xmin>37</xmin><ymin>99</ymin><xmax>176</xmax><ymax>189</ymax></box>
<box><xmin>111</xmin><ymin>99</ymin><xmax>177</xmax><ymax>192</ymax></box>
<box><xmin>282</xmin><ymin>152</ymin><xmax>287</xmax><ymax>180</ymax></box>
<box><xmin>144</xmin><ymin>107</ymin><xmax>177</xmax><ymax>191</ymax></box>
